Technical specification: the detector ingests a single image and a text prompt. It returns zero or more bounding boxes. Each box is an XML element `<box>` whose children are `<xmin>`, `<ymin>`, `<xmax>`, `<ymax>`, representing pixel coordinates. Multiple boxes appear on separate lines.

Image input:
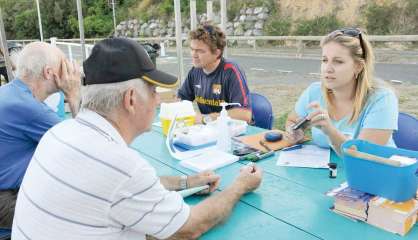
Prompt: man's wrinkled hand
<box><xmin>54</xmin><ymin>59</ymin><xmax>81</xmax><ymax>100</ymax></box>
<box><xmin>187</xmin><ymin>170</ymin><xmax>220</xmax><ymax>194</ymax></box>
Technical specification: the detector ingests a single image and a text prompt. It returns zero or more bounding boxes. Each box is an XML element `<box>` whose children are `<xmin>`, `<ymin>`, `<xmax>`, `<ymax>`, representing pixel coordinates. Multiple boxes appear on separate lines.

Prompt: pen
<box><xmin>259</xmin><ymin>140</ymin><xmax>272</xmax><ymax>151</ymax></box>
<box><xmin>258</xmin><ymin>150</ymin><xmax>275</xmax><ymax>160</ymax></box>
<box><xmin>178</xmin><ymin>185</ymin><xmax>209</xmax><ymax>198</ymax></box>
<box><xmin>281</xmin><ymin>144</ymin><xmax>303</xmax><ymax>151</ymax></box>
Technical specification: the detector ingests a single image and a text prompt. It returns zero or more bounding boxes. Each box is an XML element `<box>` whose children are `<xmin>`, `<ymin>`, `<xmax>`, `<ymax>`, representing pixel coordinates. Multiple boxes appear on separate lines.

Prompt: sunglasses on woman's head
<box><xmin>331</xmin><ymin>28</ymin><xmax>366</xmax><ymax>59</ymax></box>
<box><xmin>338</xmin><ymin>28</ymin><xmax>361</xmax><ymax>37</ymax></box>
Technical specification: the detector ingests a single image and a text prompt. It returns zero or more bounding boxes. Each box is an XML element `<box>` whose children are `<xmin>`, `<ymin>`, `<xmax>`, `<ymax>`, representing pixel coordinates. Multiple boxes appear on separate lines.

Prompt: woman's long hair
<box><xmin>320</xmin><ymin>29</ymin><xmax>375</xmax><ymax>124</ymax></box>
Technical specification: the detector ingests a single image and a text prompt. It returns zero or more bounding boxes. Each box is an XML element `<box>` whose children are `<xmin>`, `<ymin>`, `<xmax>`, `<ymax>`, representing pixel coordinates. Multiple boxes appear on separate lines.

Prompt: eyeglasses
<box><xmin>331</xmin><ymin>28</ymin><xmax>366</xmax><ymax>58</ymax></box>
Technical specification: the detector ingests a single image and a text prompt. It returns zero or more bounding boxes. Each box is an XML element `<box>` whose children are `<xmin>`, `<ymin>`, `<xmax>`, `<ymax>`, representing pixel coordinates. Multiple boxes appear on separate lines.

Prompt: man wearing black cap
<box><xmin>12</xmin><ymin>38</ymin><xmax>262</xmax><ymax>240</ymax></box>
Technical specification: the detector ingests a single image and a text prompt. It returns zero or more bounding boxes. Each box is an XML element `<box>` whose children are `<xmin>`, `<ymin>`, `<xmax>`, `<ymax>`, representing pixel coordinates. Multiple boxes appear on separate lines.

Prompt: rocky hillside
<box><xmin>278</xmin><ymin>0</ymin><xmax>367</xmax><ymax>25</ymax></box>
<box><xmin>115</xmin><ymin>0</ymin><xmax>418</xmax><ymax>37</ymax></box>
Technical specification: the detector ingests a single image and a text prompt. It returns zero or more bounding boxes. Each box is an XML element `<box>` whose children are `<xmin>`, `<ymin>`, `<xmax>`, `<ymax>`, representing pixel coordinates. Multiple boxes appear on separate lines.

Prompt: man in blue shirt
<box><xmin>178</xmin><ymin>24</ymin><xmax>252</xmax><ymax>123</ymax></box>
<box><xmin>0</xmin><ymin>42</ymin><xmax>81</xmax><ymax>228</ymax></box>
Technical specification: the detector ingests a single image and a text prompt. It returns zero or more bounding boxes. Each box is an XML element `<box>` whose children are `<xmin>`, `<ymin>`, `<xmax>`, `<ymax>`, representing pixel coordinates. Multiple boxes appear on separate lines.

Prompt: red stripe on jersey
<box><xmin>224</xmin><ymin>63</ymin><xmax>248</xmax><ymax>107</ymax></box>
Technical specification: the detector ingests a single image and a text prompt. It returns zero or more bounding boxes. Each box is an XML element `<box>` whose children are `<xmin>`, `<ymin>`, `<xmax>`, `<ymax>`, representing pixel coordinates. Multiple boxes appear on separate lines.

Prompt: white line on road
<box><xmin>309</xmin><ymin>72</ymin><xmax>321</xmax><ymax>76</ymax></box>
<box><xmin>250</xmin><ymin>67</ymin><xmax>266</xmax><ymax>71</ymax></box>
<box><xmin>276</xmin><ymin>69</ymin><xmax>292</xmax><ymax>73</ymax></box>
<box><xmin>390</xmin><ymin>80</ymin><xmax>403</xmax><ymax>84</ymax></box>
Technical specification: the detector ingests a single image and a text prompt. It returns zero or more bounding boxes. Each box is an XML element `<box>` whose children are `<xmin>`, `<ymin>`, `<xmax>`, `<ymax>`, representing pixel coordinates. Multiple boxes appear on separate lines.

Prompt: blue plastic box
<box><xmin>341</xmin><ymin>140</ymin><xmax>418</xmax><ymax>202</ymax></box>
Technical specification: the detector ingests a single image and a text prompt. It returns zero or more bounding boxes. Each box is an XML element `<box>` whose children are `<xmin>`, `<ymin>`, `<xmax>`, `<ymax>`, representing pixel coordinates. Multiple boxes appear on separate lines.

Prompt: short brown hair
<box><xmin>189</xmin><ymin>24</ymin><xmax>226</xmax><ymax>59</ymax></box>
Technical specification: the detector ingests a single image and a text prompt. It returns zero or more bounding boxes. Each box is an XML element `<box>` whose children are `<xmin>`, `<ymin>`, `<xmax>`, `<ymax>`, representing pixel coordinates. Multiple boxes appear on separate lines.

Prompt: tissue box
<box><xmin>341</xmin><ymin>140</ymin><xmax>418</xmax><ymax>202</ymax></box>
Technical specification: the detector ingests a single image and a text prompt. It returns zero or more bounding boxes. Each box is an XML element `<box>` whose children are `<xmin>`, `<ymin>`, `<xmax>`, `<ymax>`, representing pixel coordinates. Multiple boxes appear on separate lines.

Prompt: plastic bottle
<box><xmin>216</xmin><ymin>102</ymin><xmax>241</xmax><ymax>152</ymax></box>
<box><xmin>328</xmin><ymin>162</ymin><xmax>337</xmax><ymax>178</ymax></box>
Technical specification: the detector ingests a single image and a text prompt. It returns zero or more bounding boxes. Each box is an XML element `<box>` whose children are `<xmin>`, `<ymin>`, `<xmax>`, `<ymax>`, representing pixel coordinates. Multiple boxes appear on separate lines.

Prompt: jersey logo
<box><xmin>212</xmin><ymin>84</ymin><xmax>221</xmax><ymax>95</ymax></box>
<box><xmin>194</xmin><ymin>84</ymin><xmax>201</xmax><ymax>89</ymax></box>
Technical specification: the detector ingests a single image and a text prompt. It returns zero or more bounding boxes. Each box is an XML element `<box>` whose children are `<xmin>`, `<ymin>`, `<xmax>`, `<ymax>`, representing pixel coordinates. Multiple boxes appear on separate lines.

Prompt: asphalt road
<box><xmin>58</xmin><ymin>45</ymin><xmax>418</xmax><ymax>85</ymax></box>
<box><xmin>157</xmin><ymin>52</ymin><xmax>418</xmax><ymax>86</ymax></box>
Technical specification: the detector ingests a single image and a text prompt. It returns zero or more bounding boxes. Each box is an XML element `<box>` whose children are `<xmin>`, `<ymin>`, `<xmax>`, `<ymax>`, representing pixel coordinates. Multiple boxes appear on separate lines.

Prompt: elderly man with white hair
<box><xmin>0</xmin><ymin>42</ymin><xmax>81</xmax><ymax>229</ymax></box>
<box><xmin>12</xmin><ymin>38</ymin><xmax>263</xmax><ymax>240</ymax></box>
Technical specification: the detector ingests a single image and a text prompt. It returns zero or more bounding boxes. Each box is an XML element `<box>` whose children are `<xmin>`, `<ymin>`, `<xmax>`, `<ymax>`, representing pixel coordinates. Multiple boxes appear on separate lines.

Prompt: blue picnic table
<box><xmin>130</xmin><ymin>123</ymin><xmax>418</xmax><ymax>240</ymax></box>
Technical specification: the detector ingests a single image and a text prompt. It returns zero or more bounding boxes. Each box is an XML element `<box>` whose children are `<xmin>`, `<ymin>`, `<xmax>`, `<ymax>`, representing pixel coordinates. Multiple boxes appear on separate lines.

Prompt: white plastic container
<box><xmin>216</xmin><ymin>102</ymin><xmax>241</xmax><ymax>152</ymax></box>
<box><xmin>159</xmin><ymin>101</ymin><xmax>196</xmax><ymax>135</ymax></box>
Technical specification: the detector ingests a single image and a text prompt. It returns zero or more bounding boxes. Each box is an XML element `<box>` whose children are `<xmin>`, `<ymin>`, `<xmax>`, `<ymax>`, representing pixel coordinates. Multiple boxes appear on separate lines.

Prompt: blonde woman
<box><xmin>284</xmin><ymin>28</ymin><xmax>398</xmax><ymax>154</ymax></box>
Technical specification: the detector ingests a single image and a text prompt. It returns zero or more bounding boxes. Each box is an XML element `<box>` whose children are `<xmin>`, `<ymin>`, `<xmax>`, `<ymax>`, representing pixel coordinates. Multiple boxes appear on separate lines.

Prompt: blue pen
<box><xmin>281</xmin><ymin>144</ymin><xmax>303</xmax><ymax>151</ymax></box>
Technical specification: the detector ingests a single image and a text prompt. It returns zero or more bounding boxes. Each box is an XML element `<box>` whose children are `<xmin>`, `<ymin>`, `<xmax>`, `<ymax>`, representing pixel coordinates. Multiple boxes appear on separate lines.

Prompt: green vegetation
<box><xmin>294</xmin><ymin>15</ymin><xmax>342</xmax><ymax>36</ymax></box>
<box><xmin>0</xmin><ymin>0</ymin><xmax>122</xmax><ymax>39</ymax></box>
<box><xmin>274</xmin><ymin>111</ymin><xmax>289</xmax><ymax>131</ymax></box>
<box><xmin>1</xmin><ymin>0</ymin><xmax>418</xmax><ymax>39</ymax></box>
<box><xmin>264</xmin><ymin>18</ymin><xmax>291</xmax><ymax>36</ymax></box>
<box><xmin>364</xmin><ymin>3</ymin><xmax>399</xmax><ymax>35</ymax></box>
<box><xmin>364</xmin><ymin>0</ymin><xmax>418</xmax><ymax>35</ymax></box>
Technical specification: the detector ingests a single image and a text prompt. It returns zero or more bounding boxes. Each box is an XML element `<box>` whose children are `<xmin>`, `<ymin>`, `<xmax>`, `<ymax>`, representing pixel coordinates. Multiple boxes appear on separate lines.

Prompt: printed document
<box><xmin>276</xmin><ymin>145</ymin><xmax>330</xmax><ymax>168</ymax></box>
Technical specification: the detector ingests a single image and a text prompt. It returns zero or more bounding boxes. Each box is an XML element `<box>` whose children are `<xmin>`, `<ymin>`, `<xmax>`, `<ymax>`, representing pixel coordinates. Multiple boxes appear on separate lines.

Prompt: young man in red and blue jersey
<box><xmin>178</xmin><ymin>24</ymin><xmax>252</xmax><ymax>123</ymax></box>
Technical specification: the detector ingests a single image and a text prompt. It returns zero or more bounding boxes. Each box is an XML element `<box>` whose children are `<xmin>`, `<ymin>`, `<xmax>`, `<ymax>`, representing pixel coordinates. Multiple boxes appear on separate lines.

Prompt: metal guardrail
<box><xmin>52</xmin><ymin>34</ymin><xmax>418</xmax><ymax>42</ymax></box>
<box><xmin>54</xmin><ymin>41</ymin><xmax>94</xmax><ymax>62</ymax></box>
<box><xmin>7</xmin><ymin>34</ymin><xmax>418</xmax><ymax>61</ymax></box>
<box><xmin>42</xmin><ymin>35</ymin><xmax>418</xmax><ymax>58</ymax></box>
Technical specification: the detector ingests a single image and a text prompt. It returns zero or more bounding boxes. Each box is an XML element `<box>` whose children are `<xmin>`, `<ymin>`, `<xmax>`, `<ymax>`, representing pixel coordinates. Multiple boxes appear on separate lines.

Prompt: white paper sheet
<box><xmin>180</xmin><ymin>150</ymin><xmax>239</xmax><ymax>172</ymax></box>
<box><xmin>276</xmin><ymin>145</ymin><xmax>330</xmax><ymax>169</ymax></box>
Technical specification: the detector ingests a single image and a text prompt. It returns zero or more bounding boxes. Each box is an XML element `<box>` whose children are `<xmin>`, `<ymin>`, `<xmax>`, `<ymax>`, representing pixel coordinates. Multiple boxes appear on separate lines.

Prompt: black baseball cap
<box><xmin>83</xmin><ymin>38</ymin><xmax>178</xmax><ymax>87</ymax></box>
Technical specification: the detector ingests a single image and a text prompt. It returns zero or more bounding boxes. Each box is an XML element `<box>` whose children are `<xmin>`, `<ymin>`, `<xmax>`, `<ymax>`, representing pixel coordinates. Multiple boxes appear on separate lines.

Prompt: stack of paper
<box><xmin>367</xmin><ymin>197</ymin><xmax>418</xmax><ymax>236</ymax></box>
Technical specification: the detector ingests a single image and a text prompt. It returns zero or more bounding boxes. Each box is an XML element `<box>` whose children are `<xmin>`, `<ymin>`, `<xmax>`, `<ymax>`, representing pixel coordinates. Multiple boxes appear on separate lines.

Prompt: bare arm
<box><xmin>302</xmin><ymin>102</ymin><xmax>393</xmax><ymax>154</ymax></box>
<box><xmin>357</xmin><ymin>129</ymin><xmax>393</xmax><ymax>145</ymax></box>
<box><xmin>55</xmin><ymin>59</ymin><xmax>81</xmax><ymax>117</ymax></box>
<box><xmin>320</xmin><ymin>124</ymin><xmax>350</xmax><ymax>155</ymax></box>
<box><xmin>67</xmin><ymin>97</ymin><xmax>80</xmax><ymax>118</ymax></box>
<box><xmin>146</xmin><ymin>185</ymin><xmax>245</xmax><ymax>240</ymax></box>
<box><xmin>167</xmin><ymin>165</ymin><xmax>262</xmax><ymax>239</ymax></box>
<box><xmin>299</xmin><ymin>102</ymin><xmax>349</xmax><ymax>154</ymax></box>
<box><xmin>316</xmin><ymin>123</ymin><xmax>392</xmax><ymax>155</ymax></box>
<box><xmin>160</xmin><ymin>171</ymin><xmax>220</xmax><ymax>192</ymax></box>
<box><xmin>159</xmin><ymin>176</ymin><xmax>183</xmax><ymax>191</ymax></box>
<box><xmin>226</xmin><ymin>108</ymin><xmax>252</xmax><ymax>123</ymax></box>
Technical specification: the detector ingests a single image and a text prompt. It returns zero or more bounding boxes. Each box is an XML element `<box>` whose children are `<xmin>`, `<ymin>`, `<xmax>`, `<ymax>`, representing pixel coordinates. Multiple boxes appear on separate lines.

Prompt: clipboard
<box><xmin>235</xmin><ymin>130</ymin><xmax>310</xmax><ymax>152</ymax></box>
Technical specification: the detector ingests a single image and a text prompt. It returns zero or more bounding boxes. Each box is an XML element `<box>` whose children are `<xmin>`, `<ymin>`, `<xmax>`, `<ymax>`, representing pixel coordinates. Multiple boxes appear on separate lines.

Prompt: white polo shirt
<box><xmin>12</xmin><ymin>109</ymin><xmax>190</xmax><ymax>240</ymax></box>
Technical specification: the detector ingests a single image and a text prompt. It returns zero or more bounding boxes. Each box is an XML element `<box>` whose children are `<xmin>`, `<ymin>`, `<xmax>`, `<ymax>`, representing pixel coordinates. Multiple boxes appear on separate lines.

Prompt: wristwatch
<box><xmin>180</xmin><ymin>175</ymin><xmax>188</xmax><ymax>190</ymax></box>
